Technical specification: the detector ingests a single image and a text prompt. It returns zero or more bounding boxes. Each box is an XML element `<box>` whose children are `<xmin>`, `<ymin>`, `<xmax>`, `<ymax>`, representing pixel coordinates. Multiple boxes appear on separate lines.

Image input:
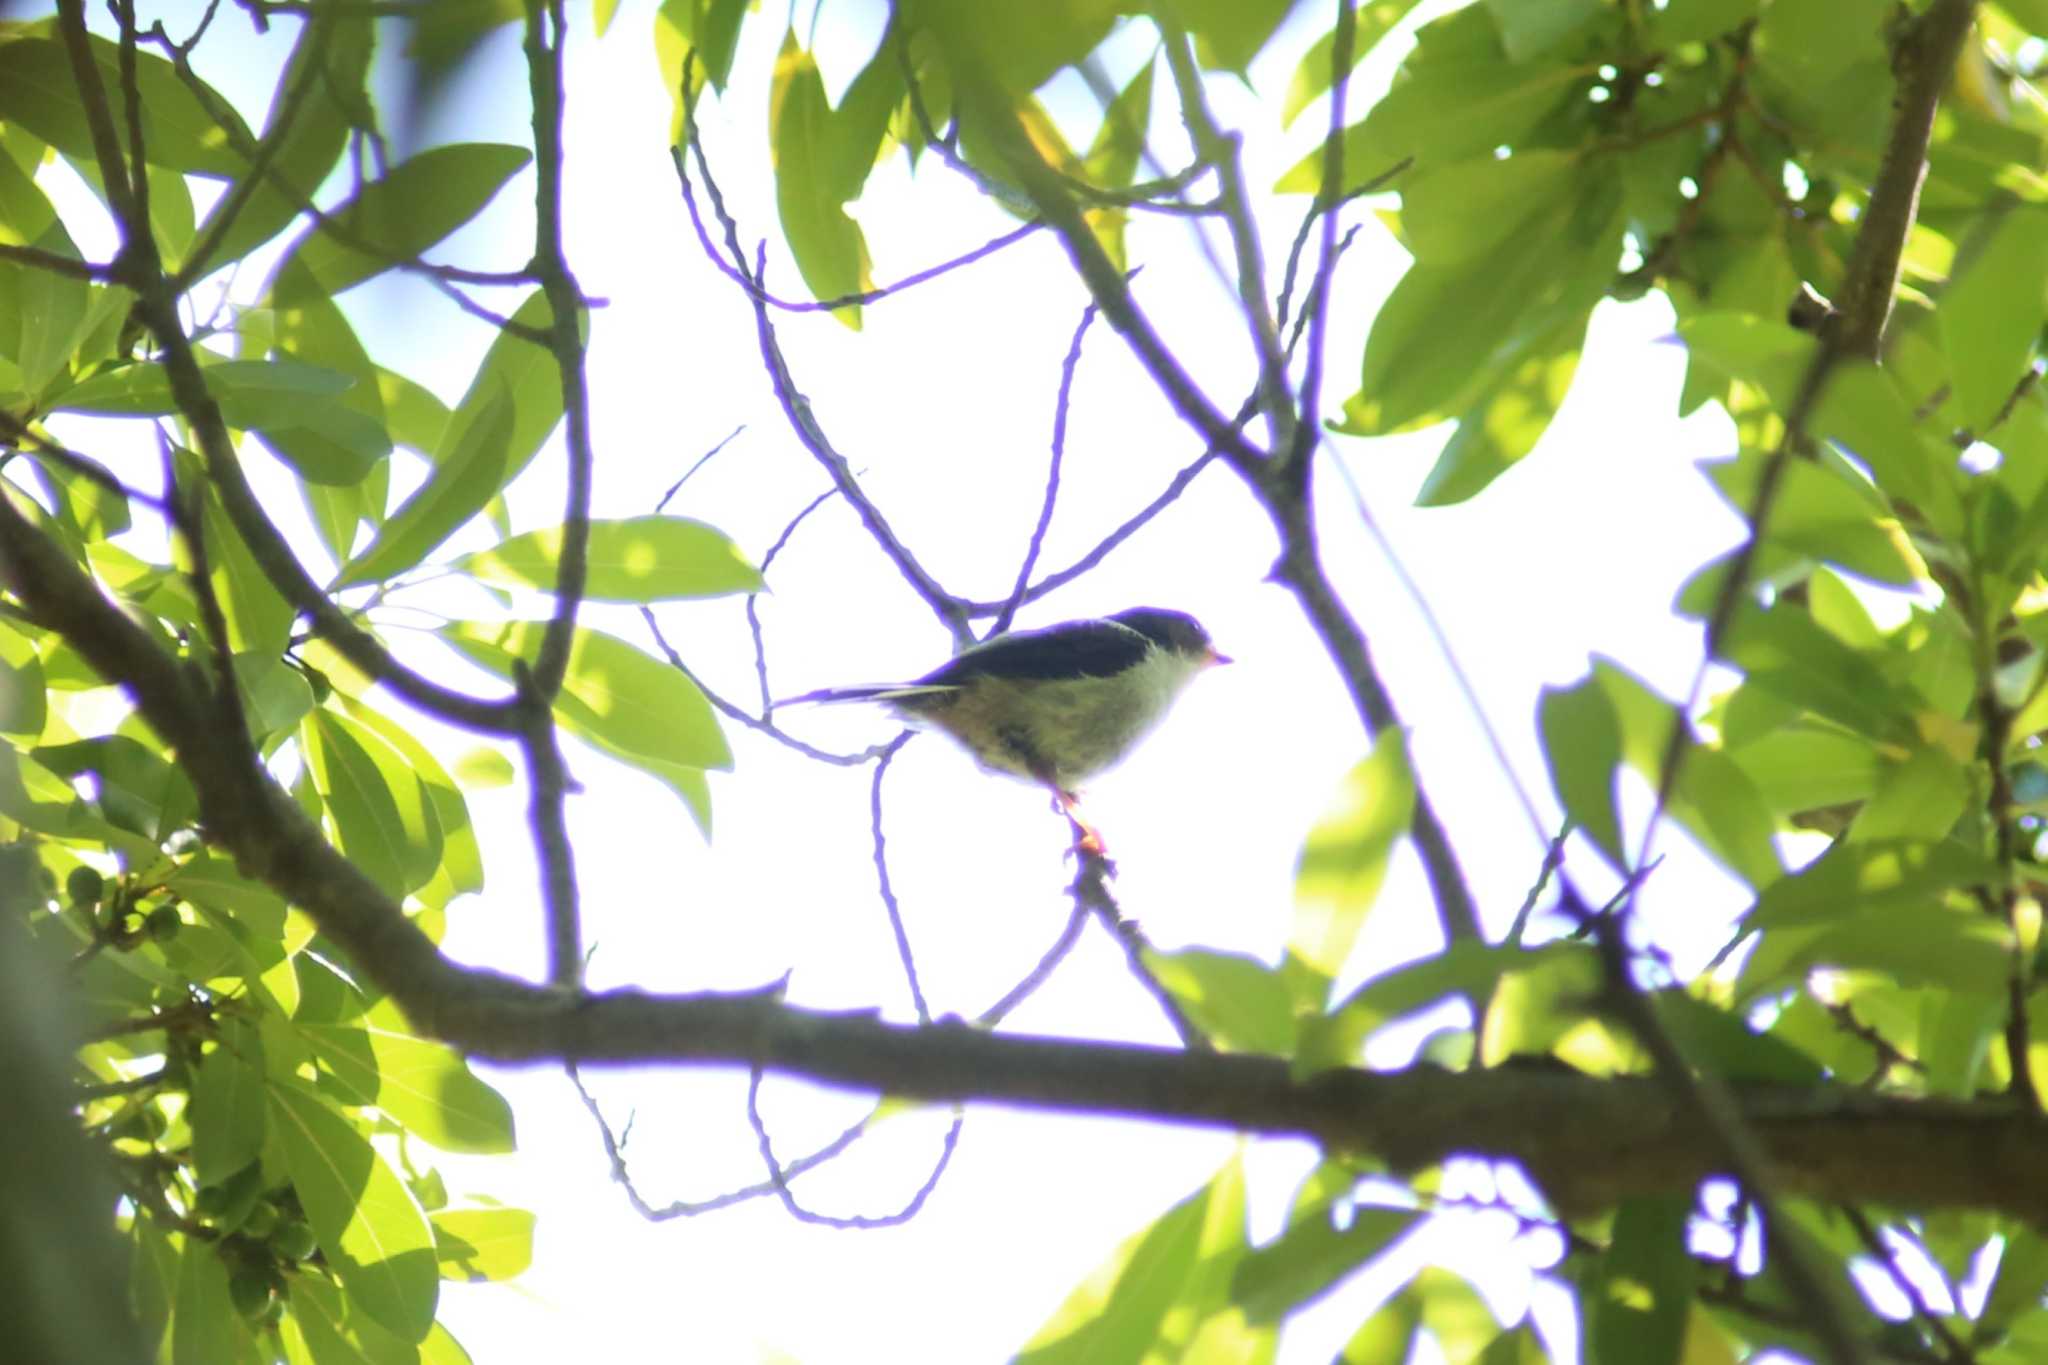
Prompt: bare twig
<box><xmin>654</xmin><ymin>425</ymin><xmax>745</xmax><ymax>513</ymax></box>
<box><xmin>674</xmin><ymin>73</ymin><xmax>970</xmax><ymax>644</ymax></box>
<box><xmin>746</xmin><ymin>1064</ymin><xmax>962</xmax><ymax>1228</ymax></box>
<box><xmin>990</xmin><ymin>292</ymin><xmax>1108</xmax><ymax>636</ymax></box>
<box><xmin>869</xmin><ymin>733</ymin><xmax>929</xmax><ymax>1023</ymax></box>
<box><xmin>640</xmin><ymin>608</ymin><xmax>889</xmax><ymax>768</ymax></box>
<box><xmin>1070</xmin><ymin>849</ymin><xmax>1211</xmax><ymax>1052</ymax></box>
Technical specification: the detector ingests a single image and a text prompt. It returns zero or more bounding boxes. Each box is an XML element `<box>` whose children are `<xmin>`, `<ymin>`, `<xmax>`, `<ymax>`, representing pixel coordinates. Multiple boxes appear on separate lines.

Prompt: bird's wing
<box><xmin>922</xmin><ymin>619</ymin><xmax>1150</xmax><ymax>685</ymax></box>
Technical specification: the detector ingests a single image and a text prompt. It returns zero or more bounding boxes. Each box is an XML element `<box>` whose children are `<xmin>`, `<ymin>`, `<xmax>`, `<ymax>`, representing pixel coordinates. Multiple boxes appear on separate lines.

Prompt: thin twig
<box><xmin>654</xmin><ymin>425</ymin><xmax>745</xmax><ymax>513</ymax></box>
<box><xmin>1070</xmin><ymin>850</ymin><xmax>1211</xmax><ymax>1051</ymax></box>
<box><xmin>869</xmin><ymin>733</ymin><xmax>929</xmax><ymax>1022</ymax></box>
<box><xmin>746</xmin><ymin>1063</ymin><xmax>962</xmax><ymax>1228</ymax></box>
<box><xmin>990</xmin><ymin>292</ymin><xmax>1108</xmax><ymax>636</ymax></box>
<box><xmin>641</xmin><ymin>608</ymin><xmax>889</xmax><ymax>767</ymax></box>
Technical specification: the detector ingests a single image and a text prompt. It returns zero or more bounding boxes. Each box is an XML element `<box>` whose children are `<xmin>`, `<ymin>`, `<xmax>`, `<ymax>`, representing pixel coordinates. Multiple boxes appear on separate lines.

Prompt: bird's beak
<box><xmin>1205</xmin><ymin>646</ymin><xmax>1232</xmax><ymax>666</ymax></box>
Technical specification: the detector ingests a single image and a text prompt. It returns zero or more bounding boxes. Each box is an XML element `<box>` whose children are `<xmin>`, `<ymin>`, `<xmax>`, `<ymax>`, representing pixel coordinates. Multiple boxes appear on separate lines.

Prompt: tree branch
<box><xmin>1</xmin><ymin>488</ymin><xmax>2044</xmax><ymax>1229</ymax></box>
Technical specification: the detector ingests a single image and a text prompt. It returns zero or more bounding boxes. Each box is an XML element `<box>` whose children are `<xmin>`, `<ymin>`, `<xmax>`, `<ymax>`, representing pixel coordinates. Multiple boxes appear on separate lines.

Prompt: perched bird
<box><xmin>785</xmin><ymin>607</ymin><xmax>1230</xmax><ymax>851</ymax></box>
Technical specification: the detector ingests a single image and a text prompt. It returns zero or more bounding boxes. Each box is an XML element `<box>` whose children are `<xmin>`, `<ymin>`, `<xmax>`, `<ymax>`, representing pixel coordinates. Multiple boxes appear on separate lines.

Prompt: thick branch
<box><xmin>1837</xmin><ymin>0</ymin><xmax>1978</xmax><ymax>361</ymax></box>
<box><xmin>3</xmin><ymin>491</ymin><xmax>2041</xmax><ymax>1229</ymax></box>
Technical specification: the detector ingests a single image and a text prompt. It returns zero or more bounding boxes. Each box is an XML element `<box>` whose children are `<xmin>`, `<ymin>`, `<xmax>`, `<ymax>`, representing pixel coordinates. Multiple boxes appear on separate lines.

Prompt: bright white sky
<box><xmin>41</xmin><ymin>1</ymin><xmax>1786</xmax><ymax>1360</ymax></box>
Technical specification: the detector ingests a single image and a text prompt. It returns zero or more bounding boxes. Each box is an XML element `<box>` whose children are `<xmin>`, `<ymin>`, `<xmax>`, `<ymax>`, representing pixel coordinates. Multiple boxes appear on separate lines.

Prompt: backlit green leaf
<box><xmin>454</xmin><ymin>516</ymin><xmax>763</xmax><ymax>601</ymax></box>
<box><xmin>1290</xmin><ymin>731</ymin><xmax>1416</xmax><ymax>991</ymax></box>
<box><xmin>270</xmin><ymin>1078</ymin><xmax>439</xmax><ymax>1343</ymax></box>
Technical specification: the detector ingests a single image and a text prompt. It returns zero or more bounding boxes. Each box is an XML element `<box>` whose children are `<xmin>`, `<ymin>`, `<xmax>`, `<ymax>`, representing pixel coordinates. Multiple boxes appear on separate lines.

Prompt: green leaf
<box><xmin>1940</xmin><ymin>207</ymin><xmax>2048</xmax><ymax>432</ymax></box>
<box><xmin>272</xmin><ymin>143</ymin><xmax>533</xmax><ymax>303</ymax></box>
<box><xmin>36</xmin><ymin>734</ymin><xmax>197</xmax><ymax>843</ymax></box>
<box><xmin>1649</xmin><ymin>0</ymin><xmax>1763</xmax><ymax>46</ymax></box>
<box><xmin>1283</xmin><ymin>1</ymin><xmax>1422</xmax><ymax>126</ymax></box>
<box><xmin>171</xmin><ymin>1240</ymin><xmax>257</xmax><ymax>1365</ymax></box>
<box><xmin>1739</xmin><ymin>901</ymin><xmax>2015</xmax><ymax>997</ymax></box>
<box><xmin>0</xmin><ymin>618</ymin><xmax>47</xmax><ymax>740</ymax></box>
<box><xmin>0</xmin><ymin>36</ymin><xmax>253</xmax><ymax>177</ymax></box>
<box><xmin>232</xmin><ymin>653</ymin><xmax>315</xmax><ymax>741</ymax></box>
<box><xmin>1585</xmin><ymin>1197</ymin><xmax>1695</xmax><ymax>1365</ymax></box>
<box><xmin>1019</xmin><ymin>1155</ymin><xmax>1252</xmax><ymax>1364</ymax></box>
<box><xmin>301</xmin><ymin>1008</ymin><xmax>515</xmax><ymax>1154</ymax></box>
<box><xmin>1419</xmin><ymin>316</ymin><xmax>1585</xmax><ymax>505</ymax></box>
<box><xmin>301</xmin><ymin>709</ymin><xmax>443</xmax><ymax>899</ymax></box>
<box><xmin>55</xmin><ymin>359</ymin><xmax>388</xmax><ymax>486</ymax></box>
<box><xmin>1302</xmin><ymin>940</ymin><xmax>1558</xmax><ymax>1073</ymax></box>
<box><xmin>1232</xmin><ymin>1205</ymin><xmax>1418</xmax><ymax>1323</ymax></box>
<box><xmin>432</xmin><ymin>1207</ymin><xmax>535</xmax><ymax>1281</ymax></box>
<box><xmin>440</xmin><ymin>619</ymin><xmax>730</xmax><ymax>826</ymax></box>
<box><xmin>1482</xmin><ymin>0</ymin><xmax>1602</xmax><ymax>61</ymax></box>
<box><xmin>1749</xmin><ymin>839</ymin><xmax>1989</xmax><ymax>929</ymax></box>
<box><xmin>1716</xmin><ymin>600</ymin><xmax>1917</xmax><ymax>741</ymax></box>
<box><xmin>1179</xmin><ymin>0</ymin><xmax>1292</xmax><ymax>72</ymax></box>
<box><xmin>336</xmin><ymin>694</ymin><xmax>483</xmax><ymax>906</ymax></box>
<box><xmin>1143</xmin><ymin>948</ymin><xmax>1297</xmax><ymax>1054</ymax></box>
<box><xmin>291</xmin><ymin>1271</ymin><xmax>428</xmax><ymax>1364</ymax></box>
<box><xmin>1078</xmin><ymin>57</ymin><xmax>1153</xmax><ymax>270</ymax></box>
<box><xmin>270</xmin><ymin>1078</ymin><xmax>440</xmax><ymax>1344</ymax></box>
<box><xmin>1277</xmin><ymin>7</ymin><xmax>1585</xmax><ymax>195</ymax></box>
<box><xmin>190</xmin><ymin>14</ymin><xmax>373</xmax><ymax>276</ymax></box>
<box><xmin>342</xmin><ymin>290</ymin><xmax>565</xmax><ymax>585</ymax></box>
<box><xmin>453</xmin><ymin>516</ymin><xmax>764</xmax><ymax>601</ymax></box>
<box><xmin>1289</xmin><ymin>731</ymin><xmax>1416</xmax><ymax>990</ymax></box>
<box><xmin>1539</xmin><ymin>673</ymin><xmax>1625</xmax><ymax>870</ymax></box>
<box><xmin>770</xmin><ymin>31</ymin><xmax>871</xmax><ymax>323</ymax></box>
<box><xmin>1345</xmin><ymin>170</ymin><xmax>1619</xmax><ymax>435</ymax></box>
<box><xmin>1401</xmin><ymin>151</ymin><xmax>1581</xmax><ymax>265</ymax></box>
<box><xmin>654</xmin><ymin>0</ymin><xmax>750</xmax><ymax>138</ymax></box>
<box><xmin>190</xmin><ymin>1019</ymin><xmax>267</xmax><ymax>1187</ymax></box>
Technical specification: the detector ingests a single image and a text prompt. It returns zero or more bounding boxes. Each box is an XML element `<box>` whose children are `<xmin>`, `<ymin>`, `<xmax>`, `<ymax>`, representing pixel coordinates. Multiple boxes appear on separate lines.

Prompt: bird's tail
<box><xmin>775</xmin><ymin>683</ymin><xmax>954</xmax><ymax>707</ymax></box>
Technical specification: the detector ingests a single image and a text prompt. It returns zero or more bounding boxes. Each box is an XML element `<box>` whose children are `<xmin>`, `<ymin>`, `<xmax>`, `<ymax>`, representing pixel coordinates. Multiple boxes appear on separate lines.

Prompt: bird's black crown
<box><xmin>1109</xmin><ymin>607</ymin><xmax>1214</xmax><ymax>657</ymax></box>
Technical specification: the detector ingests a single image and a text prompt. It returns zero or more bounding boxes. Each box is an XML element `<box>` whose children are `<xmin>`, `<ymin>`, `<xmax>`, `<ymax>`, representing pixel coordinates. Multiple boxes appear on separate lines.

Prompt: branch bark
<box><xmin>2</xmin><ymin>491</ymin><xmax>2041</xmax><ymax>1230</ymax></box>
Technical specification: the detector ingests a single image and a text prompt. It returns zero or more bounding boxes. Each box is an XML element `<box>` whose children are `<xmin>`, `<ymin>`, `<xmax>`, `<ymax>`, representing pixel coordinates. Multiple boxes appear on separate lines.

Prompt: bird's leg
<box><xmin>1047</xmin><ymin>784</ymin><xmax>1107</xmax><ymax>858</ymax></box>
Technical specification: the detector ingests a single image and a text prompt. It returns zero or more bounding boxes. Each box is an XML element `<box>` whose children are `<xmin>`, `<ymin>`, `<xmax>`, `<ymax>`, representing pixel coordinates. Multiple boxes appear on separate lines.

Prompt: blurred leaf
<box><xmin>1290</xmin><ymin>731</ymin><xmax>1416</xmax><ymax>990</ymax></box>
<box><xmin>1539</xmin><ymin>673</ymin><xmax>1625</xmax><ymax>870</ymax></box>
<box><xmin>1018</xmin><ymin>1155</ymin><xmax>1254</xmax><ymax>1363</ymax></box>
<box><xmin>1303</xmin><ymin>941</ymin><xmax>1563</xmax><ymax>1073</ymax></box>
<box><xmin>56</xmin><ymin>358</ymin><xmax>388</xmax><ymax>486</ymax></box>
<box><xmin>191</xmin><ymin>14</ymin><xmax>373</xmax><ymax>274</ymax></box>
<box><xmin>0</xmin><ymin>618</ymin><xmax>47</xmax><ymax>741</ymax></box>
<box><xmin>231</xmin><ymin>653</ymin><xmax>315</xmax><ymax>742</ymax></box>
<box><xmin>770</xmin><ymin>32</ymin><xmax>871</xmax><ymax>323</ymax></box>
<box><xmin>0</xmin><ymin>36</ymin><xmax>252</xmax><ymax>177</ymax></box>
<box><xmin>343</xmin><ymin>290</ymin><xmax>565</xmax><ymax>584</ymax></box>
<box><xmin>1278</xmin><ymin>7</ymin><xmax>1584</xmax><ymax>195</ymax></box>
<box><xmin>1585</xmin><ymin>1197</ymin><xmax>1693</xmax><ymax>1365</ymax></box>
<box><xmin>1078</xmin><ymin>57</ymin><xmax>1153</xmax><ymax>269</ymax></box>
<box><xmin>171</xmin><ymin>1239</ymin><xmax>258</xmax><ymax>1365</ymax></box>
<box><xmin>1749</xmin><ymin>839</ymin><xmax>1991</xmax><ymax>929</ymax></box>
<box><xmin>1179</xmin><ymin>0</ymin><xmax>1292</xmax><ymax>72</ymax></box>
<box><xmin>1940</xmin><ymin>207</ymin><xmax>2048</xmax><ymax>432</ymax></box>
<box><xmin>1233</xmin><ymin>1206</ymin><xmax>1418</xmax><ymax>1323</ymax></box>
<box><xmin>1421</xmin><ymin>316</ymin><xmax>1584</xmax><ymax>505</ymax></box>
<box><xmin>1145</xmin><ymin>948</ymin><xmax>1297</xmax><ymax>1054</ymax></box>
<box><xmin>453</xmin><ymin>516</ymin><xmax>764</xmax><ymax>601</ymax></box>
<box><xmin>1483</xmin><ymin>0</ymin><xmax>1602</xmax><ymax>61</ymax></box>
<box><xmin>35</xmin><ymin>734</ymin><xmax>197</xmax><ymax>843</ymax></box>
<box><xmin>654</xmin><ymin>0</ymin><xmax>750</xmax><ymax>135</ymax></box>
<box><xmin>454</xmin><ymin>747</ymin><xmax>515</xmax><ymax>788</ymax></box>
<box><xmin>270</xmin><ymin>1078</ymin><xmax>440</xmax><ymax>1343</ymax></box>
<box><xmin>1283</xmin><ymin>1</ymin><xmax>1421</xmax><ymax>126</ymax></box>
<box><xmin>272</xmin><ymin>143</ymin><xmax>532</xmax><ymax>303</ymax></box>
<box><xmin>189</xmin><ymin>1018</ymin><xmax>267</xmax><ymax>1187</ymax></box>
<box><xmin>432</xmin><ymin>1207</ymin><xmax>535</xmax><ymax>1282</ymax></box>
<box><xmin>1344</xmin><ymin>170</ymin><xmax>1619</xmax><ymax>435</ymax></box>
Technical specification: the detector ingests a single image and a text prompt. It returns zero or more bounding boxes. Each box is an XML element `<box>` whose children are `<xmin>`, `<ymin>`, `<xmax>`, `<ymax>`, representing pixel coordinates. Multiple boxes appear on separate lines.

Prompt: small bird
<box><xmin>784</xmin><ymin>607</ymin><xmax>1230</xmax><ymax>852</ymax></box>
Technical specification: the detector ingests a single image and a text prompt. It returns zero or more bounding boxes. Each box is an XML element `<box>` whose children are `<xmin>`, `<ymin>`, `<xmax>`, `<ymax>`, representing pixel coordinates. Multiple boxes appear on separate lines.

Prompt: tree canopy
<box><xmin>5</xmin><ymin>0</ymin><xmax>2048</xmax><ymax>1362</ymax></box>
